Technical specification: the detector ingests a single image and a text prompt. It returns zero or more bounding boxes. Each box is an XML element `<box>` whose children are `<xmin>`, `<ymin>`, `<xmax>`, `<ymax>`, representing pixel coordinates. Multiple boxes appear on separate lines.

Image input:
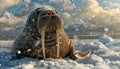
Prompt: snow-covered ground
<box><xmin>0</xmin><ymin>35</ymin><xmax>120</xmax><ymax>69</ymax></box>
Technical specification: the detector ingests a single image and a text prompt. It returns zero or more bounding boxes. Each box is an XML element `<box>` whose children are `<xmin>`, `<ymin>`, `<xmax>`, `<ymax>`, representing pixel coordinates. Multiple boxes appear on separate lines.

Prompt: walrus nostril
<box><xmin>52</xmin><ymin>13</ymin><xmax>54</xmax><ymax>15</ymax></box>
<box><xmin>47</xmin><ymin>12</ymin><xmax>50</xmax><ymax>15</ymax></box>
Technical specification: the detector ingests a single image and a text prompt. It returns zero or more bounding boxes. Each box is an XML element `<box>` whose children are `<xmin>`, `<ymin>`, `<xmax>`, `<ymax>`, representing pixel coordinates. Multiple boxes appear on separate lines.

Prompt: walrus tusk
<box><xmin>38</xmin><ymin>21</ymin><xmax>47</xmax><ymax>59</ymax></box>
<box><xmin>37</xmin><ymin>17</ymin><xmax>49</xmax><ymax>59</ymax></box>
<box><xmin>56</xmin><ymin>28</ymin><xmax>60</xmax><ymax>58</ymax></box>
<box><xmin>41</xmin><ymin>28</ymin><xmax>46</xmax><ymax>59</ymax></box>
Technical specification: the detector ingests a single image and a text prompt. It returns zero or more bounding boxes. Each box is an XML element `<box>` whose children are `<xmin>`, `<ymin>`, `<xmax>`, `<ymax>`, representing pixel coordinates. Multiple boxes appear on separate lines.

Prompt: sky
<box><xmin>0</xmin><ymin>0</ymin><xmax>120</xmax><ymax>38</ymax></box>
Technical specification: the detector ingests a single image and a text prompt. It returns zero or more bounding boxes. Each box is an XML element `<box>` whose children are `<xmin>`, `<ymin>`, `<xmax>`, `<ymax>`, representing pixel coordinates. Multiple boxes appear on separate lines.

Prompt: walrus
<box><xmin>11</xmin><ymin>6</ymin><xmax>92</xmax><ymax>60</ymax></box>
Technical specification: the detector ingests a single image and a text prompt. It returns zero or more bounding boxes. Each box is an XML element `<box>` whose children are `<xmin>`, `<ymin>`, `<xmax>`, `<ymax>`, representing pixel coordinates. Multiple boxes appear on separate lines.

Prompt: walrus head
<box><xmin>33</xmin><ymin>6</ymin><xmax>62</xmax><ymax>33</ymax></box>
<box><xmin>31</xmin><ymin>6</ymin><xmax>63</xmax><ymax>59</ymax></box>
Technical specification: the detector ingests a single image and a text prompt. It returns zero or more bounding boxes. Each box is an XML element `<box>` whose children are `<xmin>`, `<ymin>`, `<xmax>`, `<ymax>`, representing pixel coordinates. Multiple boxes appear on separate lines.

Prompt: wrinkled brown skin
<box><xmin>11</xmin><ymin>6</ymin><xmax>92</xmax><ymax>60</ymax></box>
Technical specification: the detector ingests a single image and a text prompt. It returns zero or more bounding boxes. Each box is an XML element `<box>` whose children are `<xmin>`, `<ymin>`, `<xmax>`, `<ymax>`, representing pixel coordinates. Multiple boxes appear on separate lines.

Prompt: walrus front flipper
<box><xmin>70</xmin><ymin>47</ymin><xmax>92</xmax><ymax>60</ymax></box>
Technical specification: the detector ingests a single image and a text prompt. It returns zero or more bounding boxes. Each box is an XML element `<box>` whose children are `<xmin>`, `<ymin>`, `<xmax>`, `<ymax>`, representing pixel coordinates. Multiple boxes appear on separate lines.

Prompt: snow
<box><xmin>99</xmin><ymin>34</ymin><xmax>114</xmax><ymax>44</ymax></box>
<box><xmin>0</xmin><ymin>35</ymin><xmax>120</xmax><ymax>69</ymax></box>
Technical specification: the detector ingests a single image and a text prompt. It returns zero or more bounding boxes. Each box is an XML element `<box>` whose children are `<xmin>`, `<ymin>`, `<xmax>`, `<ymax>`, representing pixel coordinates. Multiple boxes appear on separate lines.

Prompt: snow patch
<box><xmin>99</xmin><ymin>34</ymin><xmax>114</xmax><ymax>44</ymax></box>
<box><xmin>0</xmin><ymin>36</ymin><xmax>120</xmax><ymax>69</ymax></box>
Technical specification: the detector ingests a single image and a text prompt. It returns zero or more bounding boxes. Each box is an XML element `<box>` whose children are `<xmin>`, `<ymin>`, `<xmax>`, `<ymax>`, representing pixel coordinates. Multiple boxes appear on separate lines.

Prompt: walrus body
<box><xmin>11</xmin><ymin>6</ymin><xmax>92</xmax><ymax>60</ymax></box>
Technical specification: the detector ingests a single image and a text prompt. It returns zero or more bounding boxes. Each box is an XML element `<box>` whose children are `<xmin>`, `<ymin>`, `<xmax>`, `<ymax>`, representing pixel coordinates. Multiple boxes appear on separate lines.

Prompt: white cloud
<box><xmin>0</xmin><ymin>0</ymin><xmax>19</xmax><ymax>13</ymax></box>
<box><xmin>82</xmin><ymin>0</ymin><xmax>105</xmax><ymax>14</ymax></box>
<box><xmin>0</xmin><ymin>12</ymin><xmax>25</xmax><ymax>26</ymax></box>
<box><xmin>62</xmin><ymin>12</ymin><xmax>71</xmax><ymax>19</ymax></box>
<box><xmin>72</xmin><ymin>0</ymin><xmax>120</xmax><ymax>25</ymax></box>
<box><xmin>50</xmin><ymin>0</ymin><xmax>65</xmax><ymax>3</ymax></box>
<box><xmin>0</xmin><ymin>0</ymin><xmax>20</xmax><ymax>12</ymax></box>
<box><xmin>108</xmin><ymin>2</ymin><xmax>120</xmax><ymax>9</ymax></box>
<box><xmin>50</xmin><ymin>0</ymin><xmax>76</xmax><ymax>11</ymax></box>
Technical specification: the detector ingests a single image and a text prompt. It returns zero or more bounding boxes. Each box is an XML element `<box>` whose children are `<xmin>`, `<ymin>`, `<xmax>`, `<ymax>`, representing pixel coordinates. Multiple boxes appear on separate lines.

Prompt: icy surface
<box><xmin>0</xmin><ymin>35</ymin><xmax>120</xmax><ymax>69</ymax></box>
<box><xmin>99</xmin><ymin>34</ymin><xmax>114</xmax><ymax>44</ymax></box>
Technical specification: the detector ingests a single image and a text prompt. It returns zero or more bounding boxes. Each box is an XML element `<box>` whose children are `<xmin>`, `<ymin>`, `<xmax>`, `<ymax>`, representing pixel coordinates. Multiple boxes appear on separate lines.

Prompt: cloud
<box><xmin>82</xmin><ymin>0</ymin><xmax>105</xmax><ymax>14</ymax></box>
<box><xmin>50</xmin><ymin>0</ymin><xmax>76</xmax><ymax>11</ymax></box>
<box><xmin>0</xmin><ymin>12</ymin><xmax>25</xmax><ymax>26</ymax></box>
<box><xmin>108</xmin><ymin>2</ymin><xmax>120</xmax><ymax>9</ymax></box>
<box><xmin>72</xmin><ymin>0</ymin><xmax>120</xmax><ymax>26</ymax></box>
<box><xmin>0</xmin><ymin>0</ymin><xmax>20</xmax><ymax>13</ymax></box>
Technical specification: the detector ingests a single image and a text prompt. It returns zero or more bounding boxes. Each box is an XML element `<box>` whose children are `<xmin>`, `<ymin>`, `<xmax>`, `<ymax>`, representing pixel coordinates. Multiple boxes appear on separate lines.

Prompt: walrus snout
<box><xmin>37</xmin><ymin>13</ymin><xmax>62</xmax><ymax>33</ymax></box>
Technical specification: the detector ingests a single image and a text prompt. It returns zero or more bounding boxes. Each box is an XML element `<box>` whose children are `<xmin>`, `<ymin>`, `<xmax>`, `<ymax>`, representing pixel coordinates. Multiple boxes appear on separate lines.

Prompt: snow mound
<box><xmin>0</xmin><ymin>36</ymin><xmax>120</xmax><ymax>69</ymax></box>
<box><xmin>99</xmin><ymin>34</ymin><xmax>114</xmax><ymax>44</ymax></box>
<box><xmin>0</xmin><ymin>40</ymin><xmax>13</xmax><ymax>48</ymax></box>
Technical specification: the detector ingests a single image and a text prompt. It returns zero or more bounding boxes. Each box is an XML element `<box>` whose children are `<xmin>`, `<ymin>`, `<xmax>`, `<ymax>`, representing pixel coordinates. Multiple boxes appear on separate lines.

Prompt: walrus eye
<box><xmin>56</xmin><ymin>11</ymin><xmax>58</xmax><ymax>14</ymax></box>
<box><xmin>36</xmin><ymin>10</ymin><xmax>42</xmax><ymax>16</ymax></box>
<box><xmin>34</xmin><ymin>8</ymin><xmax>42</xmax><ymax>18</ymax></box>
<box><xmin>53</xmin><ymin>9</ymin><xmax>58</xmax><ymax>14</ymax></box>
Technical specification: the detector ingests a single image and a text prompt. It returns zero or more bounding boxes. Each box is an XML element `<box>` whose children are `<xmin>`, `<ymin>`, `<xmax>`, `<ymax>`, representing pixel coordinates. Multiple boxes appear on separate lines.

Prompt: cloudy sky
<box><xmin>0</xmin><ymin>0</ymin><xmax>120</xmax><ymax>38</ymax></box>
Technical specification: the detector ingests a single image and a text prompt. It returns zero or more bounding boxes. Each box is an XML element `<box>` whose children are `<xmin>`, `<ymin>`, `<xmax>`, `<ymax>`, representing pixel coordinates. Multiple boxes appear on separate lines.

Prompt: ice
<box><xmin>0</xmin><ymin>36</ymin><xmax>120</xmax><ymax>69</ymax></box>
<box><xmin>99</xmin><ymin>34</ymin><xmax>114</xmax><ymax>44</ymax></box>
<box><xmin>22</xmin><ymin>63</ymin><xmax>35</xmax><ymax>69</ymax></box>
<box><xmin>0</xmin><ymin>40</ymin><xmax>13</xmax><ymax>48</ymax></box>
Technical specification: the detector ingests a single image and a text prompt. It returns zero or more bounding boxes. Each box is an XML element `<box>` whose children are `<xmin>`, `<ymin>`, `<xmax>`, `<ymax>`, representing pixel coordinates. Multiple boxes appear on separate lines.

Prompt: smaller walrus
<box><xmin>11</xmin><ymin>6</ymin><xmax>92</xmax><ymax>60</ymax></box>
